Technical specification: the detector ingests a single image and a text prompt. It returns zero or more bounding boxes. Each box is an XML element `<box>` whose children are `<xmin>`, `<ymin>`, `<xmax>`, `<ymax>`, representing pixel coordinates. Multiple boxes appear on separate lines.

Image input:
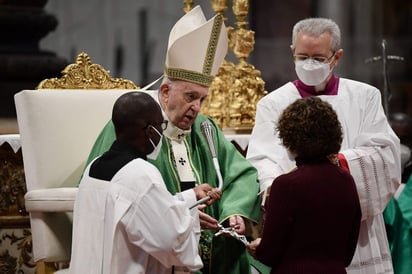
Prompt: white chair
<box><xmin>15</xmin><ymin>89</ymin><xmax>134</xmax><ymax>273</ymax></box>
<box><xmin>14</xmin><ymin>52</ymin><xmax>142</xmax><ymax>274</ymax></box>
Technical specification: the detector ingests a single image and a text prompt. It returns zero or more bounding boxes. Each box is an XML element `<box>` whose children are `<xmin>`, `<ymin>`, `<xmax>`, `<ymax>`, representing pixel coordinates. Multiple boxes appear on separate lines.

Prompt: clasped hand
<box><xmin>193</xmin><ymin>184</ymin><xmax>246</xmax><ymax>236</ymax></box>
<box><xmin>193</xmin><ymin>183</ymin><xmax>222</xmax><ymax>205</ymax></box>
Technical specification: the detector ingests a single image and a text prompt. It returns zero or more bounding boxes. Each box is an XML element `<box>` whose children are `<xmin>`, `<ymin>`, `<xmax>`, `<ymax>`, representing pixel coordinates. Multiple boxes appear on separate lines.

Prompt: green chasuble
<box><xmin>383</xmin><ymin>177</ymin><xmax>412</xmax><ymax>274</ymax></box>
<box><xmin>85</xmin><ymin>113</ymin><xmax>271</xmax><ymax>274</ymax></box>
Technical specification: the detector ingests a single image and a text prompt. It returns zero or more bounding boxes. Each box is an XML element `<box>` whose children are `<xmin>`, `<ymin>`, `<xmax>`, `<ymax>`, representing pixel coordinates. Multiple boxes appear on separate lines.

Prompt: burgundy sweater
<box><xmin>256</xmin><ymin>157</ymin><xmax>361</xmax><ymax>274</ymax></box>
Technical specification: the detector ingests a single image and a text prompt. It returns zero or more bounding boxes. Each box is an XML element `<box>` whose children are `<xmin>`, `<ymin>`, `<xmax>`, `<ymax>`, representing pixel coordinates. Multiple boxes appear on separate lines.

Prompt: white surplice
<box><xmin>247</xmin><ymin>78</ymin><xmax>401</xmax><ymax>274</ymax></box>
<box><xmin>69</xmin><ymin>158</ymin><xmax>202</xmax><ymax>274</ymax></box>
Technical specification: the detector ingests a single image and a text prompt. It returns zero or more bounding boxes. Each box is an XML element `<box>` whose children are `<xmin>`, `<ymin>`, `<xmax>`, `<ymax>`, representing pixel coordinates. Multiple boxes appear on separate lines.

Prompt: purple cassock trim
<box><xmin>293</xmin><ymin>74</ymin><xmax>340</xmax><ymax>98</ymax></box>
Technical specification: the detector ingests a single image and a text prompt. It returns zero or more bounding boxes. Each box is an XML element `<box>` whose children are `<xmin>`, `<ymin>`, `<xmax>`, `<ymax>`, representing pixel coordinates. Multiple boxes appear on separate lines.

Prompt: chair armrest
<box><xmin>25</xmin><ymin>188</ymin><xmax>78</xmax><ymax>212</ymax></box>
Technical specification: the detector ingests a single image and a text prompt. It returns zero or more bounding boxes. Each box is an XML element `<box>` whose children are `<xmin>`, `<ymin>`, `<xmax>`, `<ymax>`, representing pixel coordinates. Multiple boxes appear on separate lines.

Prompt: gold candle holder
<box><xmin>183</xmin><ymin>0</ymin><xmax>195</xmax><ymax>13</ymax></box>
<box><xmin>201</xmin><ymin>0</ymin><xmax>267</xmax><ymax>133</ymax></box>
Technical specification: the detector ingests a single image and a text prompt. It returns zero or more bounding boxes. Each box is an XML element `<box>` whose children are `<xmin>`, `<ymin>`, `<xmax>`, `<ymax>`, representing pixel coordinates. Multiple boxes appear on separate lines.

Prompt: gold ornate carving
<box><xmin>0</xmin><ymin>141</ymin><xmax>33</xmax><ymax>273</ymax></box>
<box><xmin>0</xmin><ymin>144</ymin><xmax>29</xmax><ymax>228</ymax></box>
<box><xmin>228</xmin><ymin>61</ymin><xmax>266</xmax><ymax>129</ymax></box>
<box><xmin>201</xmin><ymin>0</ymin><xmax>267</xmax><ymax>132</ymax></box>
<box><xmin>0</xmin><ymin>229</ymin><xmax>35</xmax><ymax>273</ymax></box>
<box><xmin>36</xmin><ymin>52</ymin><xmax>139</xmax><ymax>90</ymax></box>
<box><xmin>211</xmin><ymin>0</ymin><xmax>229</xmax><ymax>19</ymax></box>
<box><xmin>203</xmin><ymin>60</ymin><xmax>235</xmax><ymax>127</ymax></box>
<box><xmin>183</xmin><ymin>0</ymin><xmax>194</xmax><ymax>13</ymax></box>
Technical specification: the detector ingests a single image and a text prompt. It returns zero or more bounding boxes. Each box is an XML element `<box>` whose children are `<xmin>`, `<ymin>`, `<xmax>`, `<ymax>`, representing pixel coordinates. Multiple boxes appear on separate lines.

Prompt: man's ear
<box><xmin>333</xmin><ymin>49</ymin><xmax>344</xmax><ymax>65</ymax></box>
<box><xmin>290</xmin><ymin>45</ymin><xmax>296</xmax><ymax>62</ymax></box>
<box><xmin>159</xmin><ymin>83</ymin><xmax>169</xmax><ymax>102</ymax></box>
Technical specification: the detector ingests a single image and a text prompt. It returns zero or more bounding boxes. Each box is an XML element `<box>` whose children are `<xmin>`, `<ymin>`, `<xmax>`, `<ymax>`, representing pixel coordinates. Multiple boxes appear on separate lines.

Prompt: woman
<box><xmin>248</xmin><ymin>96</ymin><xmax>361</xmax><ymax>274</ymax></box>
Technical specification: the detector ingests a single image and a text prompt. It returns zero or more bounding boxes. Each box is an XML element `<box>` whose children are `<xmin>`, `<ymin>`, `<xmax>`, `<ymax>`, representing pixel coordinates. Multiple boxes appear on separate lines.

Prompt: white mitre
<box><xmin>164</xmin><ymin>5</ymin><xmax>228</xmax><ymax>87</ymax></box>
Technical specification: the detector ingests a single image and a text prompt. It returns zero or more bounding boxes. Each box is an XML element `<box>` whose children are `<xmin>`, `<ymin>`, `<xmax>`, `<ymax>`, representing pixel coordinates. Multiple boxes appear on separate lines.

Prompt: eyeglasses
<box><xmin>144</xmin><ymin>120</ymin><xmax>168</xmax><ymax>131</ymax></box>
<box><xmin>293</xmin><ymin>51</ymin><xmax>336</xmax><ymax>63</ymax></box>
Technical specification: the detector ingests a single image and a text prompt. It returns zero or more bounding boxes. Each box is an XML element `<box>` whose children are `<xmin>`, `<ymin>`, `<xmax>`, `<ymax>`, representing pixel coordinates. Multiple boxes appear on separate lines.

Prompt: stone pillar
<box><xmin>0</xmin><ymin>0</ymin><xmax>68</xmax><ymax>117</ymax></box>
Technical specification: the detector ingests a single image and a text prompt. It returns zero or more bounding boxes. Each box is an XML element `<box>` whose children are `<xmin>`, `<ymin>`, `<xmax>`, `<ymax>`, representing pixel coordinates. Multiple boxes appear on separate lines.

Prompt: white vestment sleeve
<box><xmin>175</xmin><ymin>188</ymin><xmax>197</xmax><ymax>205</ymax></box>
<box><xmin>119</xmin><ymin>164</ymin><xmax>202</xmax><ymax>271</ymax></box>
<box><xmin>247</xmin><ymin>83</ymin><xmax>300</xmax><ymax>192</ymax></box>
<box><xmin>339</xmin><ymin>89</ymin><xmax>401</xmax><ymax>220</ymax></box>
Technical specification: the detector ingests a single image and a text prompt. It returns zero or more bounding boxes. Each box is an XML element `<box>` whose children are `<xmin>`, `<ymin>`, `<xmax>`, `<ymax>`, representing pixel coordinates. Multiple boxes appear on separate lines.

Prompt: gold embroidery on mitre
<box><xmin>203</xmin><ymin>14</ymin><xmax>223</xmax><ymax>75</ymax></box>
<box><xmin>164</xmin><ymin>67</ymin><xmax>214</xmax><ymax>87</ymax></box>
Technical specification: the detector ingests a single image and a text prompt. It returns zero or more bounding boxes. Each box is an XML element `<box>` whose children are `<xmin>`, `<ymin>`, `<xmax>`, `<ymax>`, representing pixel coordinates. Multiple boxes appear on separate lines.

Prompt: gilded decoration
<box><xmin>203</xmin><ymin>60</ymin><xmax>235</xmax><ymax>128</ymax></box>
<box><xmin>0</xmin><ymin>141</ymin><xmax>34</xmax><ymax>273</ymax></box>
<box><xmin>0</xmin><ymin>143</ymin><xmax>29</xmax><ymax>228</ymax></box>
<box><xmin>183</xmin><ymin>0</ymin><xmax>195</xmax><ymax>13</ymax></box>
<box><xmin>0</xmin><ymin>229</ymin><xmax>35</xmax><ymax>274</ymax></box>
<box><xmin>200</xmin><ymin>0</ymin><xmax>268</xmax><ymax>132</ymax></box>
<box><xmin>36</xmin><ymin>52</ymin><xmax>139</xmax><ymax>90</ymax></box>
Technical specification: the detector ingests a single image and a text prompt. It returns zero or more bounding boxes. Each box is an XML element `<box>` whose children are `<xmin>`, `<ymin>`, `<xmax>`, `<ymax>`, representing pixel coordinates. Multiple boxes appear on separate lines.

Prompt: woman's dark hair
<box><xmin>277</xmin><ymin>96</ymin><xmax>342</xmax><ymax>159</ymax></box>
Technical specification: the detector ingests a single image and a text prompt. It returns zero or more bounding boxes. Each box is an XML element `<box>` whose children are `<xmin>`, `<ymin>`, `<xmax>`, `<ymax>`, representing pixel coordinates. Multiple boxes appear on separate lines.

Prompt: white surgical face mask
<box><xmin>146</xmin><ymin>126</ymin><xmax>163</xmax><ymax>160</ymax></box>
<box><xmin>295</xmin><ymin>59</ymin><xmax>332</xmax><ymax>86</ymax></box>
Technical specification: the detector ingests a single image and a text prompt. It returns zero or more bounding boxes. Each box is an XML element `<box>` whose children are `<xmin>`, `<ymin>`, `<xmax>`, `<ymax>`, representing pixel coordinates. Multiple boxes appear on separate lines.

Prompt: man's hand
<box><xmin>247</xmin><ymin>238</ymin><xmax>261</xmax><ymax>259</ymax></box>
<box><xmin>193</xmin><ymin>183</ymin><xmax>222</xmax><ymax>205</ymax></box>
<box><xmin>198</xmin><ymin>205</ymin><xmax>219</xmax><ymax>229</ymax></box>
